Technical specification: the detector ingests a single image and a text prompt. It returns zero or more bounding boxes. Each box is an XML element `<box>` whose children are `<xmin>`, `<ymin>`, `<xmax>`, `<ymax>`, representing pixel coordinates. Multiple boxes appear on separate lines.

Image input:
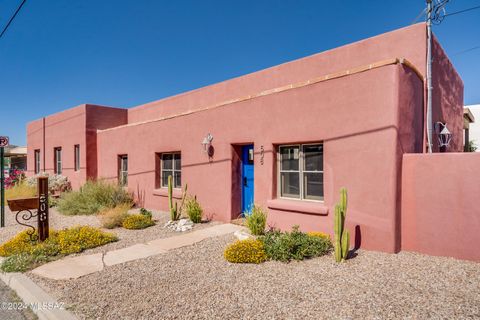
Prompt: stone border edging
<box><xmin>0</xmin><ymin>258</ymin><xmax>78</xmax><ymax>320</ymax></box>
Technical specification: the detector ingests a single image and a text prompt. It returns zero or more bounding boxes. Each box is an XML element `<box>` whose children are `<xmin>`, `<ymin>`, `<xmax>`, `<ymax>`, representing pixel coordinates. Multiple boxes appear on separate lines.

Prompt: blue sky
<box><xmin>1</xmin><ymin>0</ymin><xmax>479</xmax><ymax>145</ymax></box>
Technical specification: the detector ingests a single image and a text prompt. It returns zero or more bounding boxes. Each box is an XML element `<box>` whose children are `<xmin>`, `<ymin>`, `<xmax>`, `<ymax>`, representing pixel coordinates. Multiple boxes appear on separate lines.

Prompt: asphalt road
<box><xmin>0</xmin><ymin>281</ymin><xmax>37</xmax><ymax>320</ymax></box>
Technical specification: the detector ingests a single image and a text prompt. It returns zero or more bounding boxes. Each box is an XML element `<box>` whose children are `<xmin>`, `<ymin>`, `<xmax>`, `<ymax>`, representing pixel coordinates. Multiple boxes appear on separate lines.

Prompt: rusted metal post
<box><xmin>37</xmin><ymin>176</ymin><xmax>49</xmax><ymax>241</ymax></box>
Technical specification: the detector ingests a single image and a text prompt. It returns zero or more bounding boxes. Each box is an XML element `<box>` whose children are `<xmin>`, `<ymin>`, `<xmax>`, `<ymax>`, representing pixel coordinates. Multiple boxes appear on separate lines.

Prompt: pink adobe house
<box><xmin>27</xmin><ymin>23</ymin><xmax>480</xmax><ymax>261</ymax></box>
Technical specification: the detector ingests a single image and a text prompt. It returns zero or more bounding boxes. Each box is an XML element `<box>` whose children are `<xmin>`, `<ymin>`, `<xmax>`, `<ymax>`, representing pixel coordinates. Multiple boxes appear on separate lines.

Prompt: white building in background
<box><xmin>466</xmin><ymin>104</ymin><xmax>480</xmax><ymax>151</ymax></box>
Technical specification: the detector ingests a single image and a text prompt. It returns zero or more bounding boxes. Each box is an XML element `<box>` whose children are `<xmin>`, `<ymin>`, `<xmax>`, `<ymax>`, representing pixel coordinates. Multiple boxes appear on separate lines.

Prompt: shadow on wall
<box><xmin>432</xmin><ymin>38</ymin><xmax>464</xmax><ymax>152</ymax></box>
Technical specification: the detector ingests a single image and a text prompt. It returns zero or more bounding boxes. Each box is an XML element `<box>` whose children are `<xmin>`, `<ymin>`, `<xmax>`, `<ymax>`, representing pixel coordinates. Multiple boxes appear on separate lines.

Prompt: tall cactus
<box><xmin>168</xmin><ymin>175</ymin><xmax>188</xmax><ymax>221</ymax></box>
<box><xmin>334</xmin><ymin>187</ymin><xmax>350</xmax><ymax>262</ymax></box>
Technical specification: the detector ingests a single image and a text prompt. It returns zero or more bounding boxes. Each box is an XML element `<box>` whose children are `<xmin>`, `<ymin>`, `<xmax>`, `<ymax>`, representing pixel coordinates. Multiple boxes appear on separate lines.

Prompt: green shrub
<box><xmin>0</xmin><ymin>253</ymin><xmax>52</xmax><ymax>273</ymax></box>
<box><xmin>259</xmin><ymin>226</ymin><xmax>332</xmax><ymax>262</ymax></box>
<box><xmin>245</xmin><ymin>205</ymin><xmax>267</xmax><ymax>236</ymax></box>
<box><xmin>99</xmin><ymin>204</ymin><xmax>131</xmax><ymax>229</ymax></box>
<box><xmin>0</xmin><ymin>226</ymin><xmax>117</xmax><ymax>272</ymax></box>
<box><xmin>57</xmin><ymin>180</ymin><xmax>133</xmax><ymax>215</ymax></box>
<box><xmin>185</xmin><ymin>196</ymin><xmax>203</xmax><ymax>223</ymax></box>
<box><xmin>122</xmin><ymin>214</ymin><xmax>155</xmax><ymax>230</ymax></box>
<box><xmin>224</xmin><ymin>239</ymin><xmax>267</xmax><ymax>264</ymax></box>
<box><xmin>139</xmin><ymin>208</ymin><xmax>153</xmax><ymax>219</ymax></box>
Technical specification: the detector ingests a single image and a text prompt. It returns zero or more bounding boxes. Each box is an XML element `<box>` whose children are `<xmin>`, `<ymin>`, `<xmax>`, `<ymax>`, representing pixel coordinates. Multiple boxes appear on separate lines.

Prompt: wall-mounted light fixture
<box><xmin>434</xmin><ymin>122</ymin><xmax>452</xmax><ymax>152</ymax></box>
<box><xmin>201</xmin><ymin>133</ymin><xmax>213</xmax><ymax>155</ymax></box>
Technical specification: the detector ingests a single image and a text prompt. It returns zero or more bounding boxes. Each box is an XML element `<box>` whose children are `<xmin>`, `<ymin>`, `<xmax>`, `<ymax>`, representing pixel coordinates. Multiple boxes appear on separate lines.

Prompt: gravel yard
<box><xmin>0</xmin><ymin>207</ymin><xmax>217</xmax><ymax>256</ymax></box>
<box><xmin>28</xmin><ymin>234</ymin><xmax>480</xmax><ymax>320</ymax></box>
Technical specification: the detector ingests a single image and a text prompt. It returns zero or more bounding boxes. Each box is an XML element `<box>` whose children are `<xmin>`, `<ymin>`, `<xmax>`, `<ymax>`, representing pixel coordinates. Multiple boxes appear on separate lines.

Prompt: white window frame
<box><xmin>161</xmin><ymin>152</ymin><xmax>181</xmax><ymax>189</ymax></box>
<box><xmin>34</xmin><ymin>149</ymin><xmax>41</xmax><ymax>174</ymax></box>
<box><xmin>74</xmin><ymin>145</ymin><xmax>80</xmax><ymax>172</ymax></box>
<box><xmin>277</xmin><ymin>143</ymin><xmax>324</xmax><ymax>202</ymax></box>
<box><xmin>54</xmin><ymin>147</ymin><xmax>62</xmax><ymax>175</ymax></box>
<box><xmin>118</xmin><ymin>155</ymin><xmax>128</xmax><ymax>187</ymax></box>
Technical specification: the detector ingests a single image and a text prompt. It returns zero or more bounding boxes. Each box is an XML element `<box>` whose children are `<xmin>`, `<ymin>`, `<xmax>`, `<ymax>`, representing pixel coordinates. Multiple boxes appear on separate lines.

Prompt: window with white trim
<box><xmin>74</xmin><ymin>145</ymin><xmax>80</xmax><ymax>171</ymax></box>
<box><xmin>54</xmin><ymin>147</ymin><xmax>62</xmax><ymax>175</ymax></box>
<box><xmin>34</xmin><ymin>149</ymin><xmax>41</xmax><ymax>174</ymax></box>
<box><xmin>161</xmin><ymin>153</ymin><xmax>181</xmax><ymax>188</ymax></box>
<box><xmin>278</xmin><ymin>144</ymin><xmax>323</xmax><ymax>201</ymax></box>
<box><xmin>118</xmin><ymin>155</ymin><xmax>128</xmax><ymax>187</ymax></box>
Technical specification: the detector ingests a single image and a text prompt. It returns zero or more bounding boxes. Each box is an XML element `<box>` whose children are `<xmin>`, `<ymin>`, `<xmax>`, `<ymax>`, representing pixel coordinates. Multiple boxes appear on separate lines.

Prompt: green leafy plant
<box><xmin>224</xmin><ymin>239</ymin><xmax>267</xmax><ymax>264</ymax></box>
<box><xmin>468</xmin><ymin>140</ymin><xmax>478</xmax><ymax>152</ymax></box>
<box><xmin>245</xmin><ymin>205</ymin><xmax>267</xmax><ymax>235</ymax></box>
<box><xmin>334</xmin><ymin>187</ymin><xmax>350</xmax><ymax>262</ymax></box>
<box><xmin>57</xmin><ymin>180</ymin><xmax>133</xmax><ymax>215</ymax></box>
<box><xmin>0</xmin><ymin>253</ymin><xmax>52</xmax><ymax>273</ymax></box>
<box><xmin>0</xmin><ymin>227</ymin><xmax>117</xmax><ymax>272</ymax></box>
<box><xmin>99</xmin><ymin>204</ymin><xmax>131</xmax><ymax>229</ymax></box>
<box><xmin>122</xmin><ymin>214</ymin><xmax>155</xmax><ymax>230</ymax></box>
<box><xmin>139</xmin><ymin>208</ymin><xmax>153</xmax><ymax>219</ymax></box>
<box><xmin>168</xmin><ymin>175</ymin><xmax>187</xmax><ymax>221</ymax></box>
<box><xmin>259</xmin><ymin>226</ymin><xmax>332</xmax><ymax>262</ymax></box>
<box><xmin>185</xmin><ymin>196</ymin><xmax>203</xmax><ymax>223</ymax></box>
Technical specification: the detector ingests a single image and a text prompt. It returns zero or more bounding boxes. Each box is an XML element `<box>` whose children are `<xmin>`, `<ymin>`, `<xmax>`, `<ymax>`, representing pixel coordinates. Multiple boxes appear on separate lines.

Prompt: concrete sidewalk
<box><xmin>31</xmin><ymin>223</ymin><xmax>243</xmax><ymax>280</ymax></box>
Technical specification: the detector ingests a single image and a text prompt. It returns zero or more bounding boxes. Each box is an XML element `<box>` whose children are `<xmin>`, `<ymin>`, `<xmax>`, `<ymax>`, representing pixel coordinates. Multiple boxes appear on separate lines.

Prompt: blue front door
<box><xmin>241</xmin><ymin>145</ymin><xmax>254</xmax><ymax>214</ymax></box>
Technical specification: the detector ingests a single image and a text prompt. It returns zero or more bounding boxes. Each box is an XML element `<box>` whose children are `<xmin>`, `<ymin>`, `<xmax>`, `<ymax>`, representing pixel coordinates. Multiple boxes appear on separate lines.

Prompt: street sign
<box><xmin>0</xmin><ymin>136</ymin><xmax>8</xmax><ymax>147</ymax></box>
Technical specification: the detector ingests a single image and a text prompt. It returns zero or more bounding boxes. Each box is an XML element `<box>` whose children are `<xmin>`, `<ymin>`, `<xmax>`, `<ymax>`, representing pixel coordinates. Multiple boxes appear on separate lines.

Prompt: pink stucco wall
<box><xmin>25</xmin><ymin>23</ymin><xmax>466</xmax><ymax>257</ymax></box>
<box><xmin>127</xmin><ymin>24</ymin><xmax>428</xmax><ymax>124</ymax></box>
<box><xmin>401</xmin><ymin>153</ymin><xmax>480</xmax><ymax>261</ymax></box>
<box><xmin>26</xmin><ymin>104</ymin><xmax>127</xmax><ymax>189</ymax></box>
<box><xmin>96</xmin><ymin>62</ymin><xmax>423</xmax><ymax>254</ymax></box>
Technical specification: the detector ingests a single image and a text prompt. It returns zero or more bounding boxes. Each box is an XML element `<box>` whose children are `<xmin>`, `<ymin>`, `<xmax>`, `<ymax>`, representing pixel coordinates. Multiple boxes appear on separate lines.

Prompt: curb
<box><xmin>0</xmin><ymin>259</ymin><xmax>78</xmax><ymax>320</ymax></box>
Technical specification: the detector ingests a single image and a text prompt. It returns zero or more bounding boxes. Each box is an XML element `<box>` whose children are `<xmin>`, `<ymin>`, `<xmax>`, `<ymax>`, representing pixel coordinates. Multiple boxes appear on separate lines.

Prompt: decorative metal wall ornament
<box><xmin>16</xmin><ymin>208</ymin><xmax>38</xmax><ymax>242</ymax></box>
<box><xmin>434</xmin><ymin>122</ymin><xmax>452</xmax><ymax>152</ymax></box>
<box><xmin>201</xmin><ymin>133</ymin><xmax>213</xmax><ymax>153</ymax></box>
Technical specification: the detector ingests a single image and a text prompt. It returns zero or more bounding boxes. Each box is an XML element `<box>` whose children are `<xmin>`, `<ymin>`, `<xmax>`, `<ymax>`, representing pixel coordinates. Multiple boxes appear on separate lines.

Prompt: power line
<box><xmin>412</xmin><ymin>8</ymin><xmax>427</xmax><ymax>24</ymax></box>
<box><xmin>453</xmin><ymin>45</ymin><xmax>480</xmax><ymax>56</ymax></box>
<box><xmin>0</xmin><ymin>0</ymin><xmax>27</xmax><ymax>40</ymax></box>
<box><xmin>444</xmin><ymin>4</ymin><xmax>480</xmax><ymax>17</ymax></box>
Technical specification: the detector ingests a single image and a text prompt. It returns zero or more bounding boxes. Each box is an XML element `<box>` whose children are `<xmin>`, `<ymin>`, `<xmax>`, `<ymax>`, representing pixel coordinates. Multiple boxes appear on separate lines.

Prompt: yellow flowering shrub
<box><xmin>307</xmin><ymin>231</ymin><xmax>331</xmax><ymax>241</ymax></box>
<box><xmin>224</xmin><ymin>239</ymin><xmax>267</xmax><ymax>264</ymax></box>
<box><xmin>0</xmin><ymin>230</ymin><xmax>58</xmax><ymax>257</ymax></box>
<box><xmin>0</xmin><ymin>226</ymin><xmax>117</xmax><ymax>257</ymax></box>
<box><xmin>56</xmin><ymin>226</ymin><xmax>117</xmax><ymax>254</ymax></box>
<box><xmin>122</xmin><ymin>214</ymin><xmax>155</xmax><ymax>230</ymax></box>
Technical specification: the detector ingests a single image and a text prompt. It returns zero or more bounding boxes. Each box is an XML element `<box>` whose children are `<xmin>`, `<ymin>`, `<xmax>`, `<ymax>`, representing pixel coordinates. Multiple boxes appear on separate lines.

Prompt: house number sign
<box><xmin>260</xmin><ymin>145</ymin><xmax>264</xmax><ymax>165</ymax></box>
<box><xmin>37</xmin><ymin>177</ymin><xmax>49</xmax><ymax>241</ymax></box>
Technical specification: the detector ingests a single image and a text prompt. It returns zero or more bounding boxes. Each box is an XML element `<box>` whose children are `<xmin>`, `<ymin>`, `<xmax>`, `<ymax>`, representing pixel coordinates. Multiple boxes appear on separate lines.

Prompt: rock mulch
<box><xmin>0</xmin><ymin>207</ymin><xmax>217</xmax><ymax>257</ymax></box>
<box><xmin>164</xmin><ymin>218</ymin><xmax>194</xmax><ymax>232</ymax></box>
<box><xmin>29</xmin><ymin>234</ymin><xmax>480</xmax><ymax>320</ymax></box>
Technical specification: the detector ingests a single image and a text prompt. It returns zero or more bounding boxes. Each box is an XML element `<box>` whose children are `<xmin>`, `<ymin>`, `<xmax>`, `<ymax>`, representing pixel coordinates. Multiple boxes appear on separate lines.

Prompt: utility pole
<box><xmin>0</xmin><ymin>136</ymin><xmax>9</xmax><ymax>227</ymax></box>
<box><xmin>426</xmin><ymin>0</ymin><xmax>433</xmax><ymax>153</ymax></box>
